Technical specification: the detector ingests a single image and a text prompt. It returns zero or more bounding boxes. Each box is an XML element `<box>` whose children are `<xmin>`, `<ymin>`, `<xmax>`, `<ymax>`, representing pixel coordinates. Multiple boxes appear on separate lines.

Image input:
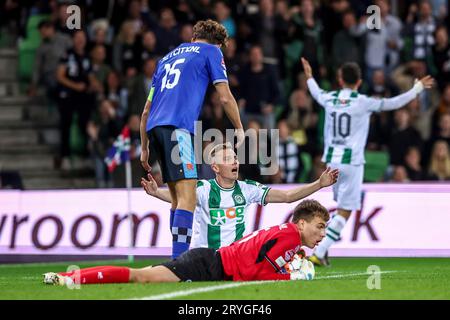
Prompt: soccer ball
<box><xmin>284</xmin><ymin>254</ymin><xmax>315</xmax><ymax>280</ymax></box>
<box><xmin>299</xmin><ymin>259</ymin><xmax>315</xmax><ymax>280</ymax></box>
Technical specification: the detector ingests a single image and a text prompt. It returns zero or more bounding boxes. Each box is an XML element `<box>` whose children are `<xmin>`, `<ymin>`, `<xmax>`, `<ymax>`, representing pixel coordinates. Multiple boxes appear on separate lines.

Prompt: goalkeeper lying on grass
<box><xmin>141</xmin><ymin>142</ymin><xmax>338</xmax><ymax>250</ymax></box>
<box><xmin>43</xmin><ymin>199</ymin><xmax>327</xmax><ymax>284</ymax></box>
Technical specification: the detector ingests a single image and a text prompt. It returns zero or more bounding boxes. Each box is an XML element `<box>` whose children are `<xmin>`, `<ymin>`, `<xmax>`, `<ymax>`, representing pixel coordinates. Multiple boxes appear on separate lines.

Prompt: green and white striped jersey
<box><xmin>307</xmin><ymin>77</ymin><xmax>422</xmax><ymax>165</ymax></box>
<box><xmin>191</xmin><ymin>178</ymin><xmax>270</xmax><ymax>250</ymax></box>
<box><xmin>309</xmin><ymin>83</ymin><xmax>384</xmax><ymax>165</ymax></box>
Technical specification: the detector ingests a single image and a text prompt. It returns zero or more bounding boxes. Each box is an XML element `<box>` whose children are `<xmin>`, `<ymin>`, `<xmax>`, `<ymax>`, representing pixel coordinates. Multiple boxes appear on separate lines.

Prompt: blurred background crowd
<box><xmin>0</xmin><ymin>0</ymin><xmax>449</xmax><ymax>189</ymax></box>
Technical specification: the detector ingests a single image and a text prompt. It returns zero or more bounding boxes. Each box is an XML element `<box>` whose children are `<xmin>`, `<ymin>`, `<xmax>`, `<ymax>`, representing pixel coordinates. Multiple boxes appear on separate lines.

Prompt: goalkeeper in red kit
<box><xmin>43</xmin><ymin>199</ymin><xmax>328</xmax><ymax>285</ymax></box>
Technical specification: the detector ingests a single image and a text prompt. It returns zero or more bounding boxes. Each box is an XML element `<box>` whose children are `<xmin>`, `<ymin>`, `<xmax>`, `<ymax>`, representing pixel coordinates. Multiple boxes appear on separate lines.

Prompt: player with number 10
<box><xmin>301</xmin><ymin>57</ymin><xmax>435</xmax><ymax>266</ymax></box>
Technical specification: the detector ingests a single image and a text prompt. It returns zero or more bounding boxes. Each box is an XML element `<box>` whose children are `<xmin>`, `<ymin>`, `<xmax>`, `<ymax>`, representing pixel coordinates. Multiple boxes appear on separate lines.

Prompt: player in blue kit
<box><xmin>140</xmin><ymin>20</ymin><xmax>244</xmax><ymax>259</ymax></box>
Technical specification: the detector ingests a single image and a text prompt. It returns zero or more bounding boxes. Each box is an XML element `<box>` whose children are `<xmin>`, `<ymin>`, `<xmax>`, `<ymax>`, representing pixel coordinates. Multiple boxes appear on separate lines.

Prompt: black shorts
<box><xmin>147</xmin><ymin>125</ymin><xmax>198</xmax><ymax>183</ymax></box>
<box><xmin>160</xmin><ymin>248</ymin><xmax>225</xmax><ymax>282</ymax></box>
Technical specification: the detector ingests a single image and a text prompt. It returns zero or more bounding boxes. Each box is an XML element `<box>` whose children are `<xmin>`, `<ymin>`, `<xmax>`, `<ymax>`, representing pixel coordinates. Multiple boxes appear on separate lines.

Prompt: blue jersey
<box><xmin>146</xmin><ymin>42</ymin><xmax>228</xmax><ymax>134</ymax></box>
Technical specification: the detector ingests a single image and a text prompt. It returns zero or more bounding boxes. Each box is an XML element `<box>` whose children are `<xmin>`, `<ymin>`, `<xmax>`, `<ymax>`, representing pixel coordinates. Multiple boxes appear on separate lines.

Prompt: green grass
<box><xmin>0</xmin><ymin>258</ymin><xmax>449</xmax><ymax>300</ymax></box>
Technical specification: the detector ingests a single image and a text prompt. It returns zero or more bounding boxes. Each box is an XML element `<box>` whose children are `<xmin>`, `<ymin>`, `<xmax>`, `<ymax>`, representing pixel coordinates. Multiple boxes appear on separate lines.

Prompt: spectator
<box><xmin>173</xmin><ymin>0</ymin><xmax>197</xmax><ymax>25</ymax></box>
<box><xmin>404</xmin><ymin>1</ymin><xmax>436</xmax><ymax>68</ymax></box>
<box><xmin>128</xmin><ymin>58</ymin><xmax>156</xmax><ymax>116</ymax></box>
<box><xmin>223</xmin><ymin>37</ymin><xmax>242</xmax><ymax>97</ymax></box>
<box><xmin>376</xmin><ymin>0</ymin><xmax>404</xmax><ymax>73</ymax></box>
<box><xmin>431</xmin><ymin>83</ymin><xmax>450</xmax><ymax>135</ymax></box>
<box><xmin>288</xmin><ymin>0</ymin><xmax>324</xmax><ymax>82</ymax></box>
<box><xmin>126</xmin><ymin>0</ymin><xmax>148</xmax><ymax>34</ymax></box>
<box><xmin>179</xmin><ymin>23</ymin><xmax>193</xmax><ymax>43</ymax></box>
<box><xmin>104</xmin><ymin>70</ymin><xmax>129</xmax><ymax>124</ymax></box>
<box><xmin>331</xmin><ymin>10</ymin><xmax>362</xmax><ymax>69</ymax></box>
<box><xmin>87</xmin><ymin>19</ymin><xmax>113</xmax><ymax>65</ymax></box>
<box><xmin>189</xmin><ymin>0</ymin><xmax>213</xmax><ymax>21</ymax></box>
<box><xmin>248</xmin><ymin>0</ymin><xmax>289</xmax><ymax>66</ymax></box>
<box><xmin>238</xmin><ymin>120</ymin><xmax>263</xmax><ymax>182</ymax></box>
<box><xmin>90</xmin><ymin>44</ymin><xmax>111</xmax><ymax>98</ymax></box>
<box><xmin>112</xmin><ymin>20</ymin><xmax>140</xmax><ymax>79</ymax></box>
<box><xmin>201</xmin><ymin>90</ymin><xmax>234</xmax><ymax>133</ymax></box>
<box><xmin>154</xmin><ymin>7</ymin><xmax>180</xmax><ymax>55</ymax></box>
<box><xmin>404</xmin><ymin>146</ymin><xmax>428</xmax><ymax>181</ymax></box>
<box><xmin>238</xmin><ymin>45</ymin><xmax>280</xmax><ymax>129</ymax></box>
<box><xmin>425</xmin><ymin>113</ymin><xmax>450</xmax><ymax>165</ymax></box>
<box><xmin>432</xmin><ymin>25</ymin><xmax>450</xmax><ymax>91</ymax></box>
<box><xmin>53</xmin><ymin>2</ymin><xmax>75</xmax><ymax>36</ymax></box>
<box><xmin>87</xmin><ymin>100</ymin><xmax>121</xmax><ymax>188</ymax></box>
<box><xmin>390</xmin><ymin>165</ymin><xmax>410</xmax><ymax>183</ymax></box>
<box><xmin>214</xmin><ymin>1</ymin><xmax>236</xmax><ymax>38</ymax></box>
<box><xmin>29</xmin><ymin>20</ymin><xmax>72</xmax><ymax>101</ymax></box>
<box><xmin>388</xmin><ymin>109</ymin><xmax>423</xmax><ymax>166</ymax></box>
<box><xmin>350</xmin><ymin>0</ymin><xmax>403</xmax><ymax>83</ymax></box>
<box><xmin>139</xmin><ymin>30</ymin><xmax>158</xmax><ymax>63</ymax></box>
<box><xmin>428</xmin><ymin>140</ymin><xmax>450</xmax><ymax>181</ymax></box>
<box><xmin>286</xmin><ymin>88</ymin><xmax>318</xmax><ymax>155</ymax></box>
<box><xmin>56</xmin><ymin>30</ymin><xmax>96</xmax><ymax>169</ymax></box>
<box><xmin>277</xmin><ymin>120</ymin><xmax>303</xmax><ymax>183</ymax></box>
<box><xmin>367</xmin><ymin>69</ymin><xmax>398</xmax><ymax>98</ymax></box>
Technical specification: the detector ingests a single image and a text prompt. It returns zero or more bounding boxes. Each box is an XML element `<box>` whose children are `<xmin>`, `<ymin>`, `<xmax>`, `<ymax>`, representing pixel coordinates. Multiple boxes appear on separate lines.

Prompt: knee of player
<box><xmin>130</xmin><ymin>268</ymin><xmax>152</xmax><ymax>283</ymax></box>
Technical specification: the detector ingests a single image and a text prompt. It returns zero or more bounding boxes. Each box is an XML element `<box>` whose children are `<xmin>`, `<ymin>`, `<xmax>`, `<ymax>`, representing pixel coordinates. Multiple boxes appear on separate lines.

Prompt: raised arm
<box><xmin>301</xmin><ymin>57</ymin><xmax>329</xmax><ymax>107</ymax></box>
<box><xmin>265</xmin><ymin>167</ymin><xmax>339</xmax><ymax>203</ymax></box>
<box><xmin>140</xmin><ymin>173</ymin><xmax>172</xmax><ymax>203</ymax></box>
<box><xmin>374</xmin><ymin>76</ymin><xmax>434</xmax><ymax>112</ymax></box>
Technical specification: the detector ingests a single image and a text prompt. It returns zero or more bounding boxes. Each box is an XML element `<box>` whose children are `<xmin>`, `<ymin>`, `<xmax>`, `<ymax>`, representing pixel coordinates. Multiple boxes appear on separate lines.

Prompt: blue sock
<box><xmin>169</xmin><ymin>209</ymin><xmax>175</xmax><ymax>231</ymax></box>
<box><xmin>171</xmin><ymin>209</ymin><xmax>193</xmax><ymax>259</ymax></box>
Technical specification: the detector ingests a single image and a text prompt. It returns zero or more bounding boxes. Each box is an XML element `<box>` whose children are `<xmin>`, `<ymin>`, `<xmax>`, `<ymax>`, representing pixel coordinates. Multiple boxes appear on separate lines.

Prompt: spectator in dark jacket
<box><xmin>238</xmin><ymin>45</ymin><xmax>280</xmax><ymax>129</ymax></box>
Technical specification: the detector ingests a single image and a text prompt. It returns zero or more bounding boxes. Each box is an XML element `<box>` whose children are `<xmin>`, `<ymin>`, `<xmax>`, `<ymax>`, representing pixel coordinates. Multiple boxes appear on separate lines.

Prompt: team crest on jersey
<box><xmin>221</xmin><ymin>58</ymin><xmax>226</xmax><ymax>70</ymax></box>
<box><xmin>233</xmin><ymin>194</ymin><xmax>244</xmax><ymax>205</ymax></box>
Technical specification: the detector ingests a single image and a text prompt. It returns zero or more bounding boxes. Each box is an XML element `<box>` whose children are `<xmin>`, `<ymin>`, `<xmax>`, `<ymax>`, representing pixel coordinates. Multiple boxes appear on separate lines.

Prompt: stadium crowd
<box><xmin>2</xmin><ymin>0</ymin><xmax>450</xmax><ymax>187</ymax></box>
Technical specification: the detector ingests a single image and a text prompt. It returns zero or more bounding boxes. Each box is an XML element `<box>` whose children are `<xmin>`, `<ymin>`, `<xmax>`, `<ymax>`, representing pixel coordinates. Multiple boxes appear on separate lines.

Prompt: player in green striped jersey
<box><xmin>301</xmin><ymin>57</ymin><xmax>435</xmax><ymax>266</ymax></box>
<box><xmin>141</xmin><ymin>143</ymin><xmax>338</xmax><ymax>250</ymax></box>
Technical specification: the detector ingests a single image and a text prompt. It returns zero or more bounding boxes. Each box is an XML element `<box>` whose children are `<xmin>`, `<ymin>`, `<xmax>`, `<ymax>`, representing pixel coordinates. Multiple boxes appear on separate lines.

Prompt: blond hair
<box><xmin>429</xmin><ymin>141</ymin><xmax>450</xmax><ymax>180</ymax></box>
<box><xmin>208</xmin><ymin>142</ymin><xmax>233</xmax><ymax>164</ymax></box>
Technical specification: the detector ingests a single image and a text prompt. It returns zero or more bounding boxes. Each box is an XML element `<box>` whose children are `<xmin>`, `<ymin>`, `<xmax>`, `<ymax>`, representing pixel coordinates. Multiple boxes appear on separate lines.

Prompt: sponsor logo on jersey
<box><xmin>210</xmin><ymin>206</ymin><xmax>245</xmax><ymax>225</ymax></box>
<box><xmin>275</xmin><ymin>256</ymin><xmax>287</xmax><ymax>268</ymax></box>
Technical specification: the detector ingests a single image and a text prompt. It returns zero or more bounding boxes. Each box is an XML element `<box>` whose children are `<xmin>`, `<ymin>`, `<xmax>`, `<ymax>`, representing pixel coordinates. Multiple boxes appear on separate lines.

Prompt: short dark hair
<box><xmin>292</xmin><ymin>199</ymin><xmax>330</xmax><ymax>223</ymax></box>
<box><xmin>340</xmin><ymin>62</ymin><xmax>361</xmax><ymax>85</ymax></box>
<box><xmin>192</xmin><ymin>19</ymin><xmax>228</xmax><ymax>47</ymax></box>
<box><xmin>38</xmin><ymin>20</ymin><xmax>53</xmax><ymax>30</ymax></box>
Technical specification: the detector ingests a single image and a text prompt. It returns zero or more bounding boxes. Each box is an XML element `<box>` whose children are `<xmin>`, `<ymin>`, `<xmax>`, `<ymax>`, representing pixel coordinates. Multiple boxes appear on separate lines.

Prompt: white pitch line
<box><xmin>316</xmin><ymin>270</ymin><xmax>397</xmax><ymax>280</ymax></box>
<box><xmin>131</xmin><ymin>271</ymin><xmax>398</xmax><ymax>300</ymax></box>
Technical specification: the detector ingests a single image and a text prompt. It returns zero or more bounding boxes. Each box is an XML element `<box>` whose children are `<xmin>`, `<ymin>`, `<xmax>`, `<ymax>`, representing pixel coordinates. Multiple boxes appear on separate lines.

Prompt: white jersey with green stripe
<box><xmin>315</xmin><ymin>87</ymin><xmax>383</xmax><ymax>165</ymax></box>
<box><xmin>191</xmin><ymin>178</ymin><xmax>271</xmax><ymax>250</ymax></box>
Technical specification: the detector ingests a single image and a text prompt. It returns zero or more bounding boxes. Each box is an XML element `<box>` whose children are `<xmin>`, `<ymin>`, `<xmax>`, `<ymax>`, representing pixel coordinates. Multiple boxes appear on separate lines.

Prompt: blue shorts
<box><xmin>147</xmin><ymin>125</ymin><xmax>198</xmax><ymax>183</ymax></box>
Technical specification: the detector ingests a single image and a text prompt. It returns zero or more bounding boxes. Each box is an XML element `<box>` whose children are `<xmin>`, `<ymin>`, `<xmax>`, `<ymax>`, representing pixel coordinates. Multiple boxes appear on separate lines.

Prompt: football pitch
<box><xmin>1</xmin><ymin>257</ymin><xmax>449</xmax><ymax>300</ymax></box>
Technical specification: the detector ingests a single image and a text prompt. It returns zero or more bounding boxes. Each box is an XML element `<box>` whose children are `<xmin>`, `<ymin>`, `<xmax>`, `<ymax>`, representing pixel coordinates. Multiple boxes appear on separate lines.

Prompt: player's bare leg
<box><xmin>173</xmin><ymin>179</ymin><xmax>197</xmax><ymax>213</ymax></box>
<box><xmin>167</xmin><ymin>183</ymin><xmax>178</xmax><ymax>232</ymax></box>
<box><xmin>169</xmin><ymin>179</ymin><xmax>197</xmax><ymax>259</ymax></box>
<box><xmin>310</xmin><ymin>209</ymin><xmax>350</xmax><ymax>266</ymax></box>
<box><xmin>129</xmin><ymin>266</ymin><xmax>180</xmax><ymax>283</ymax></box>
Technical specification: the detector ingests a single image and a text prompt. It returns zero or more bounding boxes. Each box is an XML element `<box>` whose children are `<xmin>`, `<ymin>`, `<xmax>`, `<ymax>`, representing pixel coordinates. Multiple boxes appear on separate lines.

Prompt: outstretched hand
<box><xmin>141</xmin><ymin>173</ymin><xmax>158</xmax><ymax>196</ymax></box>
<box><xmin>418</xmin><ymin>75</ymin><xmax>435</xmax><ymax>89</ymax></box>
<box><xmin>319</xmin><ymin>167</ymin><xmax>339</xmax><ymax>188</ymax></box>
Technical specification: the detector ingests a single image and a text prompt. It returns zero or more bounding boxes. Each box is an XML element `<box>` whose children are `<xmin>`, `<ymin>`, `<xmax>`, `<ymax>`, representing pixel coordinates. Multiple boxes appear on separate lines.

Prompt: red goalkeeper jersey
<box><xmin>218</xmin><ymin>223</ymin><xmax>302</xmax><ymax>281</ymax></box>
